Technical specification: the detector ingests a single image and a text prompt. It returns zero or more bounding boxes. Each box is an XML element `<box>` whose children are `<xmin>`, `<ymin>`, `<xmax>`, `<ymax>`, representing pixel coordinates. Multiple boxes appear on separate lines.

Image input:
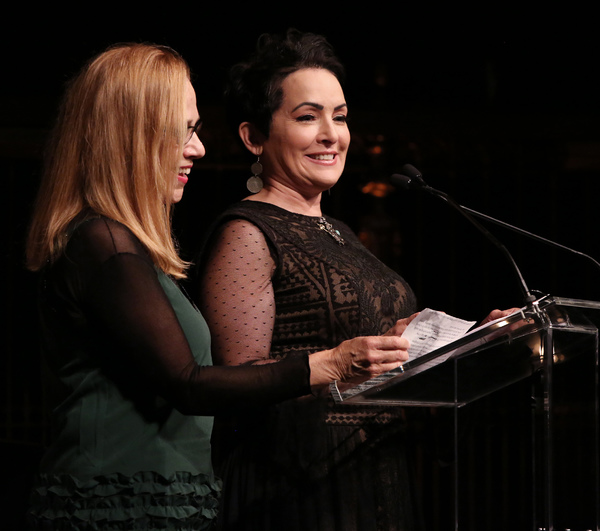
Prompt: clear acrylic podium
<box><xmin>331</xmin><ymin>296</ymin><xmax>600</xmax><ymax>530</ymax></box>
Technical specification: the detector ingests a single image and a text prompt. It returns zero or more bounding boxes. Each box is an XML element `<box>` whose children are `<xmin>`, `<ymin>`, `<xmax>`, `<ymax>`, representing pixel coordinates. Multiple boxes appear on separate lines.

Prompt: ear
<box><xmin>238</xmin><ymin>122</ymin><xmax>265</xmax><ymax>156</ymax></box>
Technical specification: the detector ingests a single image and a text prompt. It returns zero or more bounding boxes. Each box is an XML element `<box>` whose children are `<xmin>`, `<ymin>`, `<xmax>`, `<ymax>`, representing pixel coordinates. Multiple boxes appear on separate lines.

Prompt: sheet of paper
<box><xmin>402</xmin><ymin>308</ymin><xmax>476</xmax><ymax>360</ymax></box>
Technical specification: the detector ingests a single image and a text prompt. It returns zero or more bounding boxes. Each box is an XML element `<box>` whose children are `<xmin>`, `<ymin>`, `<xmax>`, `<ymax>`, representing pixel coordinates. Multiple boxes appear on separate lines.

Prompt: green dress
<box><xmin>26</xmin><ymin>216</ymin><xmax>310</xmax><ymax>530</ymax></box>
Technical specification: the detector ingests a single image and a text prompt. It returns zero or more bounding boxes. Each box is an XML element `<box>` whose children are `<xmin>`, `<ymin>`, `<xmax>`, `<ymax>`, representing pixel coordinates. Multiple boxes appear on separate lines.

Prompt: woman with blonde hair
<box><xmin>25</xmin><ymin>42</ymin><xmax>412</xmax><ymax>529</ymax></box>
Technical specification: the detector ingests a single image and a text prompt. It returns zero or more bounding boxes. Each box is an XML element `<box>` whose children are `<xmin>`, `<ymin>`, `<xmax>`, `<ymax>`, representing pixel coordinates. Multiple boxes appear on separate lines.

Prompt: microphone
<box><xmin>391</xmin><ymin>164</ymin><xmax>538</xmax><ymax>305</ymax></box>
<box><xmin>392</xmin><ymin>165</ymin><xmax>600</xmax><ymax>273</ymax></box>
<box><xmin>453</xmin><ymin>204</ymin><xmax>600</xmax><ymax>273</ymax></box>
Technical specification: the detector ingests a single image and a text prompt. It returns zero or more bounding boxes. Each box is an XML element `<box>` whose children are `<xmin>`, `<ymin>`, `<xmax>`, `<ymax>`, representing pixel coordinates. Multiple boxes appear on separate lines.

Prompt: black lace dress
<box><xmin>199</xmin><ymin>201</ymin><xmax>419</xmax><ymax>531</ymax></box>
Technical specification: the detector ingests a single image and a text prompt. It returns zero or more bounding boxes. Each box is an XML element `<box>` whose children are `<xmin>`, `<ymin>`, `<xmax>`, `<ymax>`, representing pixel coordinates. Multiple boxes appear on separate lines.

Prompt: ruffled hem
<box><xmin>26</xmin><ymin>470</ymin><xmax>221</xmax><ymax>530</ymax></box>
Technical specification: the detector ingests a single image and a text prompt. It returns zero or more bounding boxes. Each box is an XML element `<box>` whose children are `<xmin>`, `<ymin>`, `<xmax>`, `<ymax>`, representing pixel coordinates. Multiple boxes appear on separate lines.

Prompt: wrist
<box><xmin>307</xmin><ymin>349</ymin><xmax>339</xmax><ymax>387</ymax></box>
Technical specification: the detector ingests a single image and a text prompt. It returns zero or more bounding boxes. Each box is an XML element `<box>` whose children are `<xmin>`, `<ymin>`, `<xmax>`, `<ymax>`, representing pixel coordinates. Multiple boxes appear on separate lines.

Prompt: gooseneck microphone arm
<box><xmin>457</xmin><ymin>205</ymin><xmax>600</xmax><ymax>272</ymax></box>
<box><xmin>391</xmin><ymin>164</ymin><xmax>538</xmax><ymax>305</ymax></box>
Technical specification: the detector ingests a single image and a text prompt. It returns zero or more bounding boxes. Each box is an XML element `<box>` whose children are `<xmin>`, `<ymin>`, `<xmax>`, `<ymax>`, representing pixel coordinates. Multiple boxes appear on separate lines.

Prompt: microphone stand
<box><xmin>392</xmin><ymin>166</ymin><xmax>600</xmax><ymax>529</ymax></box>
<box><xmin>457</xmin><ymin>204</ymin><xmax>600</xmax><ymax>272</ymax></box>
<box><xmin>392</xmin><ymin>166</ymin><xmax>538</xmax><ymax>306</ymax></box>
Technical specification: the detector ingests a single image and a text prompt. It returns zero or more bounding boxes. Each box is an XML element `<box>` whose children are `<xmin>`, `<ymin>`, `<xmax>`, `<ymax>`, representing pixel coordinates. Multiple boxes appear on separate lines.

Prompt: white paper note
<box><xmin>401</xmin><ymin>308</ymin><xmax>477</xmax><ymax>360</ymax></box>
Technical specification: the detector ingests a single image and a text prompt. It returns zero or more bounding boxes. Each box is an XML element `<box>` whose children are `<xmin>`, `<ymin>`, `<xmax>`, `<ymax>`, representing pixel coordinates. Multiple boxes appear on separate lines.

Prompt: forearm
<box><xmin>176</xmin><ymin>354</ymin><xmax>311</xmax><ymax>415</ymax></box>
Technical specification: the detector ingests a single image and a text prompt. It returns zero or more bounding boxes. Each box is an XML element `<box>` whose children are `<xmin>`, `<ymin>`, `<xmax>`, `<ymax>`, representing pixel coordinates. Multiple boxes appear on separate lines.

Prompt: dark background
<box><xmin>2</xmin><ymin>7</ymin><xmax>599</xmax><ymax>529</ymax></box>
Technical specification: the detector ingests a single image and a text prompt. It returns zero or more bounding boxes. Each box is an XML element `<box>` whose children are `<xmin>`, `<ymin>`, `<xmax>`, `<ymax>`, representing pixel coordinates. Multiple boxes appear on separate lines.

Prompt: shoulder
<box><xmin>200</xmin><ymin>207</ymin><xmax>277</xmax><ymax>278</ymax></box>
<box><xmin>207</xmin><ymin>217</ymin><xmax>274</xmax><ymax>263</ymax></box>
<box><xmin>204</xmin><ymin>201</ymin><xmax>275</xmax><ymax>251</ymax></box>
<box><xmin>215</xmin><ymin>200</ymin><xmax>270</xmax><ymax>226</ymax></box>
<box><xmin>216</xmin><ymin>217</ymin><xmax>267</xmax><ymax>242</ymax></box>
<box><xmin>219</xmin><ymin>200</ymin><xmax>295</xmax><ymax>224</ymax></box>
<box><xmin>65</xmin><ymin>216</ymin><xmax>151</xmax><ymax>267</ymax></box>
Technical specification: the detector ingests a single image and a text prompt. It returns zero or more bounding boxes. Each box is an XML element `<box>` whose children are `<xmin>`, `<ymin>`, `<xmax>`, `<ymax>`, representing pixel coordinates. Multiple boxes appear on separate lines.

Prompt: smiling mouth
<box><xmin>178</xmin><ymin>167</ymin><xmax>191</xmax><ymax>183</ymax></box>
<box><xmin>309</xmin><ymin>154</ymin><xmax>336</xmax><ymax>161</ymax></box>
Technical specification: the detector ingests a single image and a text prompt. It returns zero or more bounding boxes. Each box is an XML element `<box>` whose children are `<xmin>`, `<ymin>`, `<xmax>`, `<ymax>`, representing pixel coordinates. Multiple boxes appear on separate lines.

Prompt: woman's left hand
<box><xmin>384</xmin><ymin>312</ymin><xmax>420</xmax><ymax>337</ymax></box>
<box><xmin>479</xmin><ymin>307</ymin><xmax>521</xmax><ymax>326</ymax></box>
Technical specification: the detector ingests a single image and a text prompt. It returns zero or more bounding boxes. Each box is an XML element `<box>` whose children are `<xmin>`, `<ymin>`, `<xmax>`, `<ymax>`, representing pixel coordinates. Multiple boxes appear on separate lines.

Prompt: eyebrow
<box><xmin>292</xmin><ymin>102</ymin><xmax>347</xmax><ymax>112</ymax></box>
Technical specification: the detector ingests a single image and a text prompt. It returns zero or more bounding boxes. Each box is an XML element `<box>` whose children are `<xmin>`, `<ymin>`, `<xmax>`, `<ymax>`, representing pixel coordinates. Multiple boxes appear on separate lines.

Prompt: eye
<box><xmin>185</xmin><ymin>119</ymin><xmax>203</xmax><ymax>144</ymax></box>
<box><xmin>296</xmin><ymin>114</ymin><xmax>316</xmax><ymax>122</ymax></box>
<box><xmin>334</xmin><ymin>114</ymin><xmax>348</xmax><ymax>124</ymax></box>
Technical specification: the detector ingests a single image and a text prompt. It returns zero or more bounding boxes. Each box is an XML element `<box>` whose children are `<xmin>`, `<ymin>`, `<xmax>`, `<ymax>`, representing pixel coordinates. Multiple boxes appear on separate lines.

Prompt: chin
<box><xmin>318</xmin><ymin>176</ymin><xmax>342</xmax><ymax>191</ymax></box>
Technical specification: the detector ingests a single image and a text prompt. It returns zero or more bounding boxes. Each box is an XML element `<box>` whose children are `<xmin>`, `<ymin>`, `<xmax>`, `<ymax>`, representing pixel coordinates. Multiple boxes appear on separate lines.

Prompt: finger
<box><xmin>372</xmin><ymin>335</ymin><xmax>410</xmax><ymax>351</ymax></box>
<box><xmin>394</xmin><ymin>313</ymin><xmax>419</xmax><ymax>327</ymax></box>
<box><xmin>369</xmin><ymin>361</ymin><xmax>404</xmax><ymax>375</ymax></box>
<box><xmin>368</xmin><ymin>345</ymin><xmax>410</xmax><ymax>364</ymax></box>
<box><xmin>406</xmin><ymin>311</ymin><xmax>420</xmax><ymax>323</ymax></box>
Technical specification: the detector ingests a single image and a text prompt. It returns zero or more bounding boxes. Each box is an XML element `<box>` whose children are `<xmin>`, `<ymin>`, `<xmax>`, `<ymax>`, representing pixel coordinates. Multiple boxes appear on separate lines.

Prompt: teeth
<box><xmin>312</xmin><ymin>154</ymin><xmax>335</xmax><ymax>161</ymax></box>
<box><xmin>179</xmin><ymin>167</ymin><xmax>191</xmax><ymax>175</ymax></box>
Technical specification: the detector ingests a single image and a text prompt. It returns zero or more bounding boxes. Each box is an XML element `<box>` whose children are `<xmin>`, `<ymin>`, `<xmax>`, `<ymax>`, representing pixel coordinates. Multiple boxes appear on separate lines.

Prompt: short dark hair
<box><xmin>225</xmin><ymin>29</ymin><xmax>345</xmax><ymax>138</ymax></box>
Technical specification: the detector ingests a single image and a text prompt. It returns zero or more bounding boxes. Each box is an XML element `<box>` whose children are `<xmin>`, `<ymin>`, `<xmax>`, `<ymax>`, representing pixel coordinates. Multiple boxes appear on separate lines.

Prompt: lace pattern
<box><xmin>199</xmin><ymin>200</ymin><xmax>417</xmax><ymax>421</ymax></box>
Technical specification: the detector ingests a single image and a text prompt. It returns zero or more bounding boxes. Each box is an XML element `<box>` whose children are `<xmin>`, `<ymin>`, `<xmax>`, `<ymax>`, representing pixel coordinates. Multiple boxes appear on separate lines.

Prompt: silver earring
<box><xmin>246</xmin><ymin>157</ymin><xmax>263</xmax><ymax>193</ymax></box>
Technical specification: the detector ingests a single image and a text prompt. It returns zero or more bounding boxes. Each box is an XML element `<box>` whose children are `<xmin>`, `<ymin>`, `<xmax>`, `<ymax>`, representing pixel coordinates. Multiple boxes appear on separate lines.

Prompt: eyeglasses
<box><xmin>185</xmin><ymin>119</ymin><xmax>203</xmax><ymax>144</ymax></box>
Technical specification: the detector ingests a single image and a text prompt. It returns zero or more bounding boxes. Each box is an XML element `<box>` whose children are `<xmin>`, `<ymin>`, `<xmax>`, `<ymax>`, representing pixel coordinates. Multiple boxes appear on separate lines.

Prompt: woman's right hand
<box><xmin>308</xmin><ymin>335</ymin><xmax>410</xmax><ymax>387</ymax></box>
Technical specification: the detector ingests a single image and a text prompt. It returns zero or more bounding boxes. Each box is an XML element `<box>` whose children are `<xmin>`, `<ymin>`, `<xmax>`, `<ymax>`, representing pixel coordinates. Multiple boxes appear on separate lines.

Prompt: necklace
<box><xmin>316</xmin><ymin>217</ymin><xmax>345</xmax><ymax>245</ymax></box>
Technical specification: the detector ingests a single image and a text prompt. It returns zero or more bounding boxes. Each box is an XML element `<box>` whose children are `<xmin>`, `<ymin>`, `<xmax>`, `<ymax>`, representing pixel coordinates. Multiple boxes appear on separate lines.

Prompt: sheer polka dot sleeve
<box><xmin>199</xmin><ymin>218</ymin><xmax>277</xmax><ymax>367</ymax></box>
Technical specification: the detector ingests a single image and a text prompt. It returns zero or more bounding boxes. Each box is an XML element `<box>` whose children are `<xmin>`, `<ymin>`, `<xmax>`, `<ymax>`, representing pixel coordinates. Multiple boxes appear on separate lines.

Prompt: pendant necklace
<box><xmin>316</xmin><ymin>217</ymin><xmax>345</xmax><ymax>245</ymax></box>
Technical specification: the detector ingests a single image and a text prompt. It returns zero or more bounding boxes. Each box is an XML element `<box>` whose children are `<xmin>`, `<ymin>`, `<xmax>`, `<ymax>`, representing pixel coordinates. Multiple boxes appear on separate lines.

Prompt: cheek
<box><xmin>341</xmin><ymin>129</ymin><xmax>351</xmax><ymax>149</ymax></box>
<box><xmin>280</xmin><ymin>125</ymin><xmax>315</xmax><ymax>151</ymax></box>
<box><xmin>264</xmin><ymin>127</ymin><xmax>313</xmax><ymax>170</ymax></box>
<box><xmin>271</xmin><ymin>138</ymin><xmax>304</xmax><ymax>167</ymax></box>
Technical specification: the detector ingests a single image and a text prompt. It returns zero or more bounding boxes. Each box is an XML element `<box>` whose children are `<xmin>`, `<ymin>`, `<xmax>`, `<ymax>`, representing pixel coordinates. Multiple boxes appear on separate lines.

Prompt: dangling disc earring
<box><xmin>246</xmin><ymin>157</ymin><xmax>263</xmax><ymax>193</ymax></box>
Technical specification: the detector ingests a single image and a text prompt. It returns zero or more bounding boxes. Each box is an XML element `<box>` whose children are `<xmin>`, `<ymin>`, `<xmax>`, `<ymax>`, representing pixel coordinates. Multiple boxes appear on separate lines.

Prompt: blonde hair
<box><xmin>26</xmin><ymin>43</ymin><xmax>191</xmax><ymax>278</ymax></box>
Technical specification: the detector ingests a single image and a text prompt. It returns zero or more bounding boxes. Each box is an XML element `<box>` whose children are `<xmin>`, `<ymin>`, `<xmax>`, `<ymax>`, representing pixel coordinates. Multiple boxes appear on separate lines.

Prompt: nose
<box><xmin>184</xmin><ymin>133</ymin><xmax>206</xmax><ymax>160</ymax></box>
<box><xmin>317</xmin><ymin>117</ymin><xmax>339</xmax><ymax>145</ymax></box>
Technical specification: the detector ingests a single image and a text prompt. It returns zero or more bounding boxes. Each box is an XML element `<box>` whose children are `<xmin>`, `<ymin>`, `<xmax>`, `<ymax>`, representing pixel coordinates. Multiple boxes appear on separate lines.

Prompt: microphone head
<box><xmin>390</xmin><ymin>165</ymin><xmax>428</xmax><ymax>190</ymax></box>
<box><xmin>390</xmin><ymin>173</ymin><xmax>413</xmax><ymax>189</ymax></box>
<box><xmin>401</xmin><ymin>164</ymin><xmax>423</xmax><ymax>180</ymax></box>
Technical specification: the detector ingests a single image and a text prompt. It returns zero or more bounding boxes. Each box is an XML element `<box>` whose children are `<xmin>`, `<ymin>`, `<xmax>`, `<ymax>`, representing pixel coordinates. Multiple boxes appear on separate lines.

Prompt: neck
<box><xmin>245</xmin><ymin>182</ymin><xmax>324</xmax><ymax>217</ymax></box>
